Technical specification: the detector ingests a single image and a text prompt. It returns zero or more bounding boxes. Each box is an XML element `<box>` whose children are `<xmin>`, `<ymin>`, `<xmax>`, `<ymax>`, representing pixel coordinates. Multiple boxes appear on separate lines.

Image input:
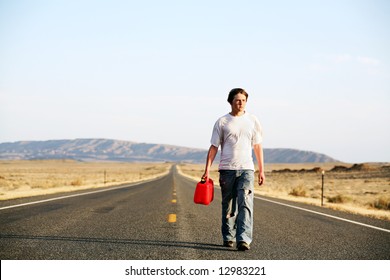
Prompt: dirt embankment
<box><xmin>272</xmin><ymin>163</ymin><xmax>390</xmax><ymax>174</ymax></box>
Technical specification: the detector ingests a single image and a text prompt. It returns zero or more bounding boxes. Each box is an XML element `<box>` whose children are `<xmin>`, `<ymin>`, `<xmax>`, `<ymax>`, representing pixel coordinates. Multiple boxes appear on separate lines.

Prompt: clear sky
<box><xmin>0</xmin><ymin>0</ymin><xmax>389</xmax><ymax>163</ymax></box>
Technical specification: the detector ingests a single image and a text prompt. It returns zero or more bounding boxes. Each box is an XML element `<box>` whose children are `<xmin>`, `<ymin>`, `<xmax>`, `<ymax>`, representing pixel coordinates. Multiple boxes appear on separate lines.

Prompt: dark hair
<box><xmin>227</xmin><ymin>88</ymin><xmax>248</xmax><ymax>104</ymax></box>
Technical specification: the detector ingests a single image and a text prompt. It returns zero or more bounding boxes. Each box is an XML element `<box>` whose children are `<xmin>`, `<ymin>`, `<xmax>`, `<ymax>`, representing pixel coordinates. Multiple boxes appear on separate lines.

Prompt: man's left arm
<box><xmin>253</xmin><ymin>143</ymin><xmax>265</xmax><ymax>186</ymax></box>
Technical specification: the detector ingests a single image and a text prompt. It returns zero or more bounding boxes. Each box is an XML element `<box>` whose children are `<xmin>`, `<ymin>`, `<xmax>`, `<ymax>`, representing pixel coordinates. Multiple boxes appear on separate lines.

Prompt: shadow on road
<box><xmin>0</xmin><ymin>233</ymin><xmax>231</xmax><ymax>252</ymax></box>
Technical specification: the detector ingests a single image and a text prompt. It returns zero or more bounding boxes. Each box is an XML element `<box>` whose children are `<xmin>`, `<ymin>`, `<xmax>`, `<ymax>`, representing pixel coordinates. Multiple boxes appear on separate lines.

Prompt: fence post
<box><xmin>321</xmin><ymin>170</ymin><xmax>325</xmax><ymax>206</ymax></box>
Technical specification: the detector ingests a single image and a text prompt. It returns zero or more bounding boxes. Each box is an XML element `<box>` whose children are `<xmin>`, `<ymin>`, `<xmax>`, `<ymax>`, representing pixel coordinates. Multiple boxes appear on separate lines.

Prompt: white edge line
<box><xmin>255</xmin><ymin>196</ymin><xmax>390</xmax><ymax>233</ymax></box>
<box><xmin>0</xmin><ymin>177</ymin><xmax>162</xmax><ymax>211</ymax></box>
<box><xmin>179</xmin><ymin>173</ymin><xmax>390</xmax><ymax>233</ymax></box>
<box><xmin>174</xmin><ymin>173</ymin><xmax>390</xmax><ymax>234</ymax></box>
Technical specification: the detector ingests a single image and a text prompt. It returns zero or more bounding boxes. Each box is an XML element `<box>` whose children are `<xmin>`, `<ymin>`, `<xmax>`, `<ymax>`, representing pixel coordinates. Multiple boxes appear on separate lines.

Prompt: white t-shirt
<box><xmin>210</xmin><ymin>112</ymin><xmax>263</xmax><ymax>170</ymax></box>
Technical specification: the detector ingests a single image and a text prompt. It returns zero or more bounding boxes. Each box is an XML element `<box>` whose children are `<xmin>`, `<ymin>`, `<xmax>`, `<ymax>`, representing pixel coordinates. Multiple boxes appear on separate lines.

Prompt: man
<box><xmin>202</xmin><ymin>88</ymin><xmax>265</xmax><ymax>251</ymax></box>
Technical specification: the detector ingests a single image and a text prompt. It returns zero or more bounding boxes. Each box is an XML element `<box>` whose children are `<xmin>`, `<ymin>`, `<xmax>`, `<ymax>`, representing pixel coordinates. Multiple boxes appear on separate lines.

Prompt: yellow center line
<box><xmin>168</xmin><ymin>214</ymin><xmax>176</xmax><ymax>223</ymax></box>
<box><xmin>168</xmin><ymin>187</ymin><xmax>177</xmax><ymax>222</ymax></box>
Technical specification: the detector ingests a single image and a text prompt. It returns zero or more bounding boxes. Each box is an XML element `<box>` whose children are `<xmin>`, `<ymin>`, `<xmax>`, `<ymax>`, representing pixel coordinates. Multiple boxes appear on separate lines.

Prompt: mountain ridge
<box><xmin>0</xmin><ymin>138</ymin><xmax>339</xmax><ymax>163</ymax></box>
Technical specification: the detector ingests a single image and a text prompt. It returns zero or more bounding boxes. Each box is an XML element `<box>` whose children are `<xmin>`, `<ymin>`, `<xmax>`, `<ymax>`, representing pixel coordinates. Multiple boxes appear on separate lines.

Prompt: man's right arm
<box><xmin>202</xmin><ymin>145</ymin><xmax>218</xmax><ymax>179</ymax></box>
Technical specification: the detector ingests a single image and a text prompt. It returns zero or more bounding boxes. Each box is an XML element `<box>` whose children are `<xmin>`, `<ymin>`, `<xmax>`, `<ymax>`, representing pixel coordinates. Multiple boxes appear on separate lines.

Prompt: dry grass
<box><xmin>0</xmin><ymin>160</ymin><xmax>171</xmax><ymax>200</ymax></box>
<box><xmin>177</xmin><ymin>162</ymin><xmax>390</xmax><ymax>221</ymax></box>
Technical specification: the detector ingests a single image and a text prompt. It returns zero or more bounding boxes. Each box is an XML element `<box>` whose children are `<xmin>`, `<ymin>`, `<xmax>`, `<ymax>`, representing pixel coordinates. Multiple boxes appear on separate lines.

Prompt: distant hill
<box><xmin>264</xmin><ymin>148</ymin><xmax>338</xmax><ymax>163</ymax></box>
<box><xmin>0</xmin><ymin>139</ymin><xmax>338</xmax><ymax>163</ymax></box>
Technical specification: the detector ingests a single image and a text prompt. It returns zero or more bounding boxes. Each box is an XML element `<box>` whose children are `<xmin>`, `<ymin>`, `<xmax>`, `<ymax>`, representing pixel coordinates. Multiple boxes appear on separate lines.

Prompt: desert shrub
<box><xmin>370</xmin><ymin>197</ymin><xmax>390</xmax><ymax>210</ymax></box>
<box><xmin>289</xmin><ymin>186</ymin><xmax>307</xmax><ymax>197</ymax></box>
<box><xmin>327</xmin><ymin>194</ymin><xmax>350</xmax><ymax>204</ymax></box>
<box><xmin>70</xmin><ymin>179</ymin><xmax>82</xmax><ymax>186</ymax></box>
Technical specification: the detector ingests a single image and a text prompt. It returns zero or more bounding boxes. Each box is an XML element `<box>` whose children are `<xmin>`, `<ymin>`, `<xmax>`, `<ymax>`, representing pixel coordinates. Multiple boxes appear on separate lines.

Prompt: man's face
<box><xmin>231</xmin><ymin>93</ymin><xmax>247</xmax><ymax>113</ymax></box>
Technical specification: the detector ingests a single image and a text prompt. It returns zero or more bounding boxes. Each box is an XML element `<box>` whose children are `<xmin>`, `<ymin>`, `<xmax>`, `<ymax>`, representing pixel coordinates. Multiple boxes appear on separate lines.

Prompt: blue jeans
<box><xmin>219</xmin><ymin>170</ymin><xmax>254</xmax><ymax>244</ymax></box>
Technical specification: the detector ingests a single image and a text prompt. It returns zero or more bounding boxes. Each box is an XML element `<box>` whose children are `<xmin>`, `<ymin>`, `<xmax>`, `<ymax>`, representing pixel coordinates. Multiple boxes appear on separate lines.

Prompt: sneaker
<box><xmin>223</xmin><ymin>241</ymin><xmax>234</xmax><ymax>248</ymax></box>
<box><xmin>237</xmin><ymin>241</ymin><xmax>250</xmax><ymax>251</ymax></box>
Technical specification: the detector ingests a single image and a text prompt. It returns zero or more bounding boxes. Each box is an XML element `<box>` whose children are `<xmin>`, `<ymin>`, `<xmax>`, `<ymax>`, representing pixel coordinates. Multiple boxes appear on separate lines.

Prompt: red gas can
<box><xmin>194</xmin><ymin>177</ymin><xmax>214</xmax><ymax>205</ymax></box>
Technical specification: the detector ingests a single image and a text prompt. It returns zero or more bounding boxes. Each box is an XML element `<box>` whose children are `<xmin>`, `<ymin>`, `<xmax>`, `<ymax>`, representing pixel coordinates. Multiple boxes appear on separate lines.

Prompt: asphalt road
<box><xmin>0</xmin><ymin>166</ymin><xmax>389</xmax><ymax>260</ymax></box>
